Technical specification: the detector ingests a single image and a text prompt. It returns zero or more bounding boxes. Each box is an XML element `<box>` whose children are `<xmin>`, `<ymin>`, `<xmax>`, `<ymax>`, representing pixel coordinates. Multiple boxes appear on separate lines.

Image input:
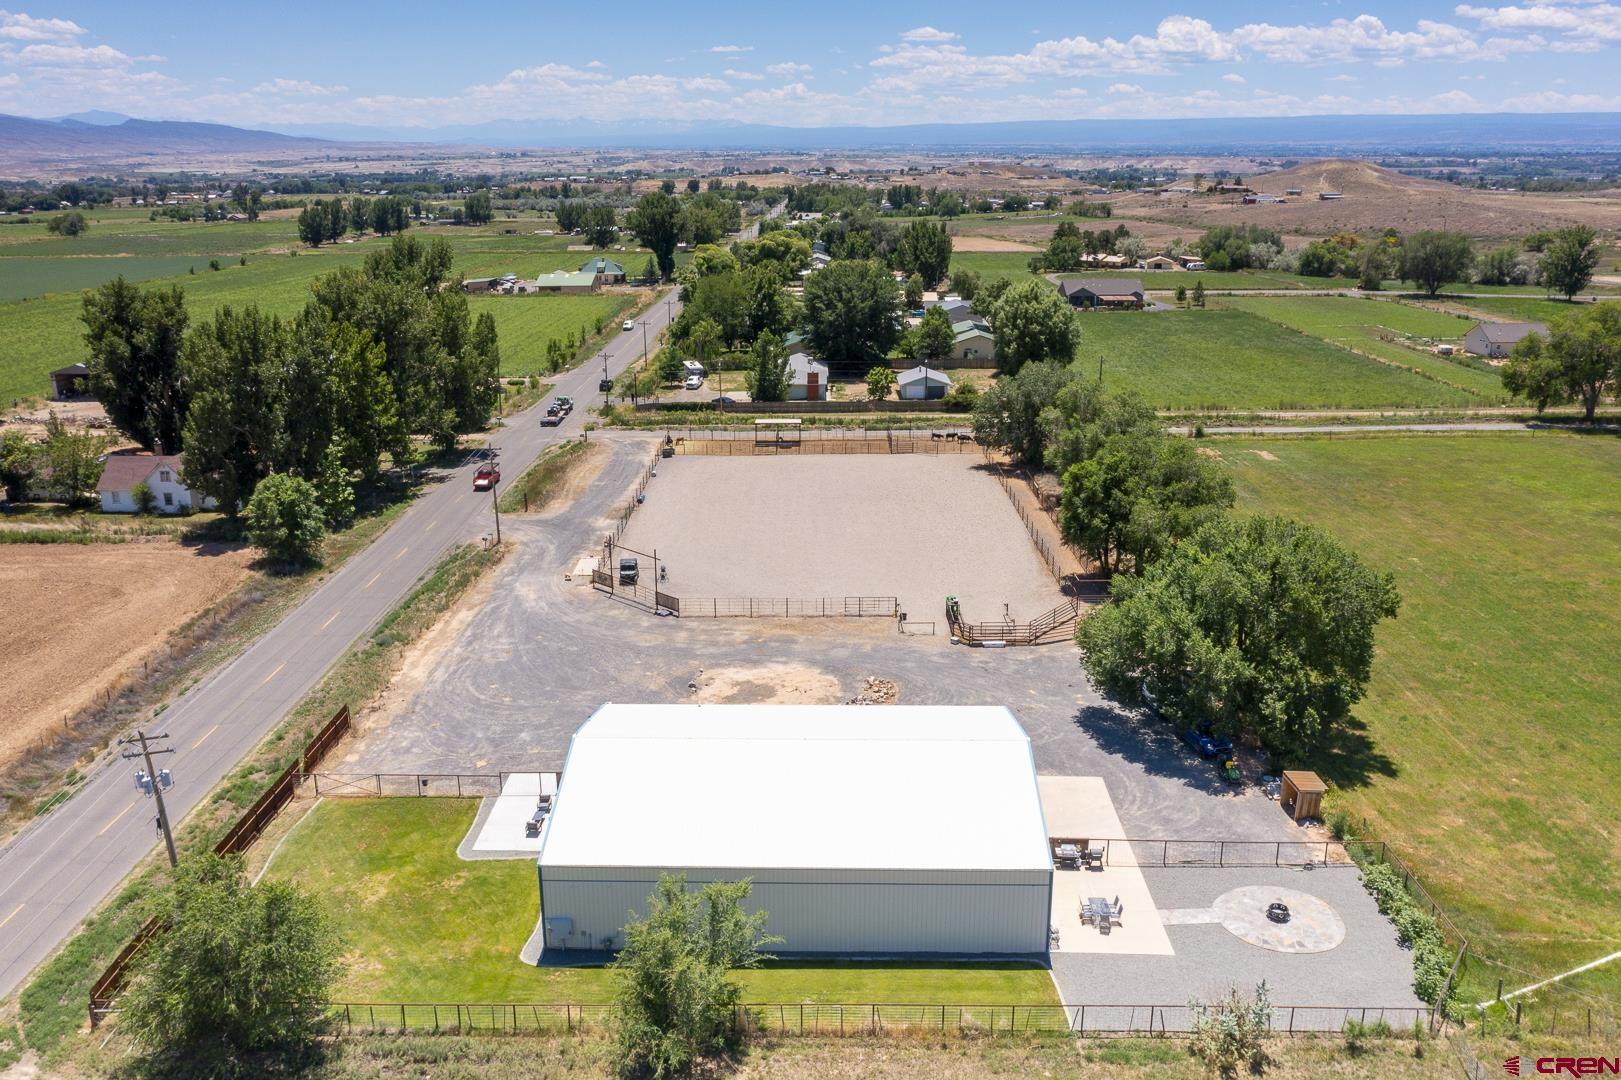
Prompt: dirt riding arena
<box><xmin>617</xmin><ymin>454</ymin><xmax>1063</xmax><ymax>625</ymax></box>
<box><xmin>0</xmin><ymin>541</ymin><xmax>253</xmax><ymax>769</ymax></box>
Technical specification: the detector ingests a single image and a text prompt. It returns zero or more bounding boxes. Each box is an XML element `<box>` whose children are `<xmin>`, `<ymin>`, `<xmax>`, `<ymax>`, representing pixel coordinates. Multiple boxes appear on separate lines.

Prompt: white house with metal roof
<box><xmin>536</xmin><ymin>704</ymin><xmax>1052</xmax><ymax>957</ymax></box>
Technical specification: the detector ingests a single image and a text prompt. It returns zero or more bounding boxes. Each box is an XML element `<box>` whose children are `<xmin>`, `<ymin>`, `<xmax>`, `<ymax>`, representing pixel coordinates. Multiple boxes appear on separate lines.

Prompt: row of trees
<box><xmin>1503</xmin><ymin>301</ymin><xmax>1621</xmax><ymax>420</ymax></box>
<box><xmin>296</xmin><ymin>196</ymin><xmax>410</xmax><ymax>247</ymax></box>
<box><xmin>1028</xmin><ymin>221</ymin><xmax>1133</xmax><ymax>273</ymax></box>
<box><xmin>79</xmin><ymin>237</ymin><xmax>501</xmax><ymax>551</ymax></box>
<box><xmin>973</xmin><ymin>372</ymin><xmax>1399</xmax><ymax>760</ymax></box>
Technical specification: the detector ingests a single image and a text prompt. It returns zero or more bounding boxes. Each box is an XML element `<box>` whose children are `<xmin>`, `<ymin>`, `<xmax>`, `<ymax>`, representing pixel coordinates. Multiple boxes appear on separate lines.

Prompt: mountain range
<box><xmin>4</xmin><ymin>110</ymin><xmax>1621</xmax><ymax>173</ymax></box>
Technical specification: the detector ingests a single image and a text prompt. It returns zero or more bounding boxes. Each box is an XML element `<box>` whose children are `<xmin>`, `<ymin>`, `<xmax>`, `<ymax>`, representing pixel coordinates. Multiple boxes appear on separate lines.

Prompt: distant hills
<box><xmin>4</xmin><ymin>109</ymin><xmax>1621</xmax><ymax>174</ymax></box>
<box><xmin>270</xmin><ymin>112</ymin><xmax>1621</xmax><ymax>153</ymax></box>
<box><xmin>0</xmin><ymin>113</ymin><xmax>335</xmax><ymax>170</ymax></box>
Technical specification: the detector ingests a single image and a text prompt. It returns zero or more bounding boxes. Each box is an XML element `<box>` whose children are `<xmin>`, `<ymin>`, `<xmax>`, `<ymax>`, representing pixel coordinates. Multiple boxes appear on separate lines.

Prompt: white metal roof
<box><xmin>539</xmin><ymin>705</ymin><xmax>1051</xmax><ymax>873</ymax></box>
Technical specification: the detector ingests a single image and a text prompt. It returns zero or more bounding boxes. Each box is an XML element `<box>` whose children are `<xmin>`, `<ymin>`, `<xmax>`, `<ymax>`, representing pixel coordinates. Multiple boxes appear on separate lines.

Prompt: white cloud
<box><xmin>709</xmin><ymin>44</ymin><xmax>752</xmax><ymax>53</ymax></box>
<box><xmin>253</xmin><ymin>78</ymin><xmax>347</xmax><ymax>96</ymax></box>
<box><xmin>1222</xmin><ymin>72</ymin><xmax>1246</xmax><ymax>83</ymax></box>
<box><xmin>1327</xmin><ymin>73</ymin><xmax>1359</xmax><ymax>81</ymax></box>
<box><xmin>0</xmin><ymin>11</ymin><xmax>84</xmax><ymax>42</ymax></box>
<box><xmin>1457</xmin><ymin>1</ymin><xmax>1621</xmax><ymax>41</ymax></box>
<box><xmin>724</xmin><ymin>68</ymin><xmax>764</xmax><ymax>80</ymax></box>
<box><xmin>1108</xmin><ymin>82</ymin><xmax>1144</xmax><ymax>94</ymax></box>
<box><xmin>765</xmin><ymin>61</ymin><xmax>812</xmax><ymax>76</ymax></box>
<box><xmin>585</xmin><ymin>59</ymin><xmax>605</xmax><ymax>69</ymax></box>
<box><xmin>901</xmin><ymin>26</ymin><xmax>958</xmax><ymax>42</ymax></box>
<box><xmin>11</xmin><ymin>41</ymin><xmax>136</xmax><ymax>68</ymax></box>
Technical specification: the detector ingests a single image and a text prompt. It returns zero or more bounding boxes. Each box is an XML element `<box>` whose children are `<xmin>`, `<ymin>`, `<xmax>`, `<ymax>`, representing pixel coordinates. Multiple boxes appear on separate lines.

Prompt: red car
<box><xmin>473</xmin><ymin>465</ymin><xmax>500</xmax><ymax>491</ymax></box>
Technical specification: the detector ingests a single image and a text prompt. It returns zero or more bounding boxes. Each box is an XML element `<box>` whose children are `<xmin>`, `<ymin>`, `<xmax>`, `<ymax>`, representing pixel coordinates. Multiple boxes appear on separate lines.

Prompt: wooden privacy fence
<box><xmin>323</xmin><ymin>1000</ymin><xmax>1436</xmax><ymax>1037</ymax></box>
<box><xmin>89</xmin><ymin>705</ymin><xmax>352</xmax><ymax>1027</ymax></box>
<box><xmin>214</xmin><ymin>705</ymin><xmax>351</xmax><ymax>856</ymax></box>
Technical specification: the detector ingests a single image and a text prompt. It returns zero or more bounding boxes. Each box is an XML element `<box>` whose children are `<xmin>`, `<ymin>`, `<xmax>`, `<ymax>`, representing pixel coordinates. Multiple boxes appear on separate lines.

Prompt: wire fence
<box><xmin>323</xmin><ymin>1000</ymin><xmax>1437</xmax><ymax>1037</ymax></box>
<box><xmin>674</xmin><ymin>596</ymin><xmax>899</xmax><ymax>618</ymax></box>
<box><xmin>306</xmin><ymin>772</ymin><xmax>545</xmax><ymax>799</ymax></box>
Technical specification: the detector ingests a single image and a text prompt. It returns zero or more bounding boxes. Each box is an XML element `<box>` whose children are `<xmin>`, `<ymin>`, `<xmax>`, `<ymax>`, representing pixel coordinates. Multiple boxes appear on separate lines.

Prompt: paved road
<box><xmin>0</xmin><ymin>288</ymin><xmax>681</xmax><ymax>1001</ymax></box>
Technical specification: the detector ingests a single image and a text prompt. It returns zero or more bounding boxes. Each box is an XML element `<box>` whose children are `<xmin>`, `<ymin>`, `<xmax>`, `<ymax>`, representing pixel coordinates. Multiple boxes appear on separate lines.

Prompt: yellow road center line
<box><xmin>394</xmin><ymin>546</ymin><xmax>408</xmax><ymax>560</ymax></box>
<box><xmin>262</xmin><ymin>661</ymin><xmax>286</xmax><ymax>685</ymax></box>
<box><xmin>364</xmin><ymin>572</ymin><xmax>382</xmax><ymax>589</ymax></box>
<box><xmin>0</xmin><ymin>904</ymin><xmax>22</xmax><ymax>929</ymax></box>
<box><xmin>319</xmin><ymin>609</ymin><xmax>342</xmax><ymax>631</ymax></box>
<box><xmin>96</xmin><ymin>803</ymin><xmax>134</xmax><ymax>837</ymax></box>
<box><xmin>191</xmin><ymin>723</ymin><xmax>219</xmax><ymax>750</ymax></box>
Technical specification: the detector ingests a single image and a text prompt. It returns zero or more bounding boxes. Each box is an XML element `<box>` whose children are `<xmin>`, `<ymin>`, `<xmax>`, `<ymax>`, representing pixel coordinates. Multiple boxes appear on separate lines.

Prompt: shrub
<box><xmin>1188</xmin><ymin>981</ymin><xmax>1271</xmax><ymax>1078</ymax></box>
<box><xmin>242</xmin><ymin>473</ymin><xmax>326</xmax><ymax>565</ymax></box>
<box><xmin>131</xmin><ymin>480</ymin><xmax>156</xmax><ymax>515</ymax></box>
<box><xmin>1325</xmin><ymin>806</ymin><xmax>1353</xmax><ymax>840</ymax></box>
<box><xmin>119</xmin><ymin>854</ymin><xmax>340</xmax><ymax>1056</ymax></box>
<box><xmin>1359</xmin><ymin>861</ymin><xmax>1454</xmax><ymax>1008</ymax></box>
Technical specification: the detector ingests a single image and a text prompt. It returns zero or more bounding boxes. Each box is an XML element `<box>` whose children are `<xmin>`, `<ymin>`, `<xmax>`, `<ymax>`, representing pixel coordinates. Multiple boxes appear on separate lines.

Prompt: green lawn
<box><xmin>1216</xmin><ymin>295</ymin><xmax>1509</xmax><ymax>401</ymax></box>
<box><xmin>1072</xmin><ymin>308</ymin><xmax>1480</xmax><ymax>409</ymax></box>
<box><xmin>265</xmin><ymin>799</ymin><xmax>1059</xmax><ymax>1006</ymax></box>
<box><xmin>1222</xmin><ymin>433</ymin><xmax>1621</xmax><ymax>1004</ymax></box>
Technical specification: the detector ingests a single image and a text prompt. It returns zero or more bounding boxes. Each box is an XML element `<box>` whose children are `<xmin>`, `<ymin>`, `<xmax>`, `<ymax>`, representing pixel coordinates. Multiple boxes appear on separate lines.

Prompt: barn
<box><xmin>536</xmin><ymin>704</ymin><xmax>1053</xmax><ymax>957</ymax></box>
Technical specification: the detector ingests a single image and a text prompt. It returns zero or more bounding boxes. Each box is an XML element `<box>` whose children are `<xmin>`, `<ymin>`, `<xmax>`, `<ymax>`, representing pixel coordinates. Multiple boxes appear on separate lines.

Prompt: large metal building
<box><xmin>536</xmin><ymin>704</ymin><xmax>1053</xmax><ymax>957</ymax></box>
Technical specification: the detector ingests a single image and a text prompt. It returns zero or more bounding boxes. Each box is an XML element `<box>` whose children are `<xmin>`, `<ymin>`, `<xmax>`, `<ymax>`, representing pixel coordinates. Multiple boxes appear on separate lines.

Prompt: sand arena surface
<box><xmin>618</xmin><ymin>455</ymin><xmax>1063</xmax><ymax>623</ymax></box>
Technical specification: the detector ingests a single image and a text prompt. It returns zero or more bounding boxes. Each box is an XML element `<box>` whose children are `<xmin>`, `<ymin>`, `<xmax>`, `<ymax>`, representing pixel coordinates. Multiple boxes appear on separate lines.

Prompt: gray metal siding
<box><xmin>539</xmin><ymin>866</ymin><xmax>1051</xmax><ymax>955</ymax></box>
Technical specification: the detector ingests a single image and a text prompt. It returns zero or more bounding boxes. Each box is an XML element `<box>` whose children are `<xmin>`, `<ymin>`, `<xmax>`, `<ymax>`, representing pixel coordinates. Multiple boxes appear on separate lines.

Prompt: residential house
<box><xmin>787</xmin><ymin>350</ymin><xmax>829</xmax><ymax>401</ymax></box>
<box><xmin>96</xmin><ymin>453</ymin><xmax>214</xmax><ymax>514</ymax></box>
<box><xmin>896</xmin><ymin>365</ymin><xmax>952</xmax><ymax>400</ymax></box>
<box><xmin>1140</xmin><ymin>255</ymin><xmax>1178</xmax><ymax>271</ymax></box>
<box><xmin>521</xmin><ymin>270</ymin><xmax>599</xmax><ymax>295</ymax></box>
<box><xmin>949</xmin><ymin>320</ymin><xmax>995</xmax><ymax>365</ymax></box>
<box><xmin>1058</xmin><ymin>278</ymin><xmax>1145</xmax><ymax>310</ymax></box>
<box><xmin>50</xmin><ymin>362</ymin><xmax>90</xmax><ymax>399</ymax></box>
<box><xmin>1464</xmin><ymin>321</ymin><xmax>1546</xmax><ymax>359</ymax></box>
<box><xmin>581</xmin><ymin>258</ymin><xmax>626</xmax><ymax>285</ymax></box>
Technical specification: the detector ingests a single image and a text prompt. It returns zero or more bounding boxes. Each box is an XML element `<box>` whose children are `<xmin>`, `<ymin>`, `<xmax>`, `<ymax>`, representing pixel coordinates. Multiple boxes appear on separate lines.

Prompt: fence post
<box><xmin>375</xmin><ymin>774</ymin><xmax>382</xmax><ymax>796</ymax></box>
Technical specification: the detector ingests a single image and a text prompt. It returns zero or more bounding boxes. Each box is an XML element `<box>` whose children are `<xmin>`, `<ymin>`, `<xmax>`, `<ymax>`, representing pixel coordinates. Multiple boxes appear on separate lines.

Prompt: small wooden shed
<box><xmin>1281</xmin><ymin>771</ymin><xmax>1327</xmax><ymax>821</ymax></box>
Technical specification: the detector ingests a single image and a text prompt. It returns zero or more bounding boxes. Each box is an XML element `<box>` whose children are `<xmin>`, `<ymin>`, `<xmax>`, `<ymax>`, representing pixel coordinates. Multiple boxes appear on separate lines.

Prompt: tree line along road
<box><xmin>0</xmin><ymin>288</ymin><xmax>682</xmax><ymax>1001</ymax></box>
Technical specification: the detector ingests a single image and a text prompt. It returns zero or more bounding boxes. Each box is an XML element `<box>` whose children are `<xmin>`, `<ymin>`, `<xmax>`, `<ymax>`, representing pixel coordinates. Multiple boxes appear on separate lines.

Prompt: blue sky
<box><xmin>1</xmin><ymin>2</ymin><xmax>1617</xmax><ymax>129</ymax></box>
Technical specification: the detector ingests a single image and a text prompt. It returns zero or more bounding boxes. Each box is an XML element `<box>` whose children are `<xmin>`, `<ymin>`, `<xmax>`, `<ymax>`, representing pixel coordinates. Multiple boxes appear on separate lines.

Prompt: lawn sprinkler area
<box><xmin>617</xmin><ymin>454</ymin><xmax>1063</xmax><ymax>625</ymax></box>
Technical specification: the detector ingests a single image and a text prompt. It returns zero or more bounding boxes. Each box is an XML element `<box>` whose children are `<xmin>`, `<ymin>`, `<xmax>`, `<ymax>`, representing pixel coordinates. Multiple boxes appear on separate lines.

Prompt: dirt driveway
<box><xmin>0</xmin><ymin>540</ymin><xmax>254</xmax><ymax>768</ymax></box>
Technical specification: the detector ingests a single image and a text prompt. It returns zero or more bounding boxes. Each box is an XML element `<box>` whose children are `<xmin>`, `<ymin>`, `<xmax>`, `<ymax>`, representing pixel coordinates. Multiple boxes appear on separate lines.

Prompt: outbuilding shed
<box><xmin>537</xmin><ymin>704</ymin><xmax>1053</xmax><ymax>957</ymax></box>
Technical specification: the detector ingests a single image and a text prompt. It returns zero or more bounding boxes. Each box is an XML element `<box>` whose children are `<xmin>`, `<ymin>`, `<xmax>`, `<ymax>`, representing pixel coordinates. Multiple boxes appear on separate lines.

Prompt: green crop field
<box><xmin>1217</xmin><ymin>295</ymin><xmax>1510</xmax><ymax>401</ymax></box>
<box><xmin>1223</xmin><ymin>433</ymin><xmax>1621</xmax><ymax>1006</ymax></box>
<box><xmin>264</xmin><ymin>799</ymin><xmax>1059</xmax><ymax>1006</ymax></box>
<box><xmin>1070</xmin><ymin>308</ymin><xmax>1480</xmax><ymax>410</ymax></box>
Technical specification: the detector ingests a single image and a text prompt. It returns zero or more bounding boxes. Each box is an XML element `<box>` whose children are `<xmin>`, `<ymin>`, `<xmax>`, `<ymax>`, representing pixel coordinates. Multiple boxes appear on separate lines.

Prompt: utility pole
<box><xmin>490</xmin><ymin>470</ymin><xmax>502</xmax><ymax>546</ymax></box>
<box><xmin>120</xmin><ymin>731</ymin><xmax>177</xmax><ymax>868</ymax></box>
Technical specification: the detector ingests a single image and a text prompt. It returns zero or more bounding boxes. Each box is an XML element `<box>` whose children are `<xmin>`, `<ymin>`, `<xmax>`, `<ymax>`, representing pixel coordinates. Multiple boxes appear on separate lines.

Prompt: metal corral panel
<box><xmin>540</xmin><ymin>866</ymin><xmax>1050</xmax><ymax>955</ymax></box>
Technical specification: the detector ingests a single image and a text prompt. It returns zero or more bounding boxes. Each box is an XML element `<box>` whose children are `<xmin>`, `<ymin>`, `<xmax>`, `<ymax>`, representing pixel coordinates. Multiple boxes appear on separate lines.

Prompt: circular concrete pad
<box><xmin>1212</xmin><ymin>886</ymin><xmax>1345</xmax><ymax>953</ymax></box>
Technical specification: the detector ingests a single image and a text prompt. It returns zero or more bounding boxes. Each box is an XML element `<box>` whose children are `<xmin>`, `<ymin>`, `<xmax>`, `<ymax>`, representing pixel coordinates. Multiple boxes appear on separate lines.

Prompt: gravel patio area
<box><xmin>618</xmin><ymin>454</ymin><xmax>1063</xmax><ymax>624</ymax></box>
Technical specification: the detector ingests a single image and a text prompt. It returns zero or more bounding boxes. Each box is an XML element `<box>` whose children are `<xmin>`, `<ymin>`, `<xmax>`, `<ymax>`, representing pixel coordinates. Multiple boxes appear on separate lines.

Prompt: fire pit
<box><xmin>1266</xmin><ymin>902</ymin><xmax>1292</xmax><ymax>924</ymax></box>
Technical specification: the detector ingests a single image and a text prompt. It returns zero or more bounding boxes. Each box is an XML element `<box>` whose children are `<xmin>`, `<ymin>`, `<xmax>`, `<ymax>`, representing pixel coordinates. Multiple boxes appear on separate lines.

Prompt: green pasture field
<box><xmin>0</xmin><ymin>255</ymin><xmax>222</xmax><ymax>302</ymax></box>
<box><xmin>1216</xmin><ymin>295</ymin><xmax>1509</xmax><ymax>401</ymax></box>
<box><xmin>0</xmin><ymin>248</ymin><xmax>376</xmax><ymax>404</ymax></box>
<box><xmin>471</xmin><ymin>293</ymin><xmax>638</xmax><ymax>375</ymax></box>
<box><xmin>264</xmin><ymin>799</ymin><xmax>1059</xmax><ymax>1006</ymax></box>
<box><xmin>0</xmin><ymin>214</ymin><xmax>303</xmax><ymax>258</ymax></box>
<box><xmin>1450</xmin><ymin>295</ymin><xmax>1609</xmax><ymax>325</ymax></box>
<box><xmin>1222</xmin><ymin>433</ymin><xmax>1621</xmax><ymax>1005</ymax></box>
<box><xmin>1070</xmin><ymin>308</ymin><xmax>1479</xmax><ymax>410</ymax></box>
